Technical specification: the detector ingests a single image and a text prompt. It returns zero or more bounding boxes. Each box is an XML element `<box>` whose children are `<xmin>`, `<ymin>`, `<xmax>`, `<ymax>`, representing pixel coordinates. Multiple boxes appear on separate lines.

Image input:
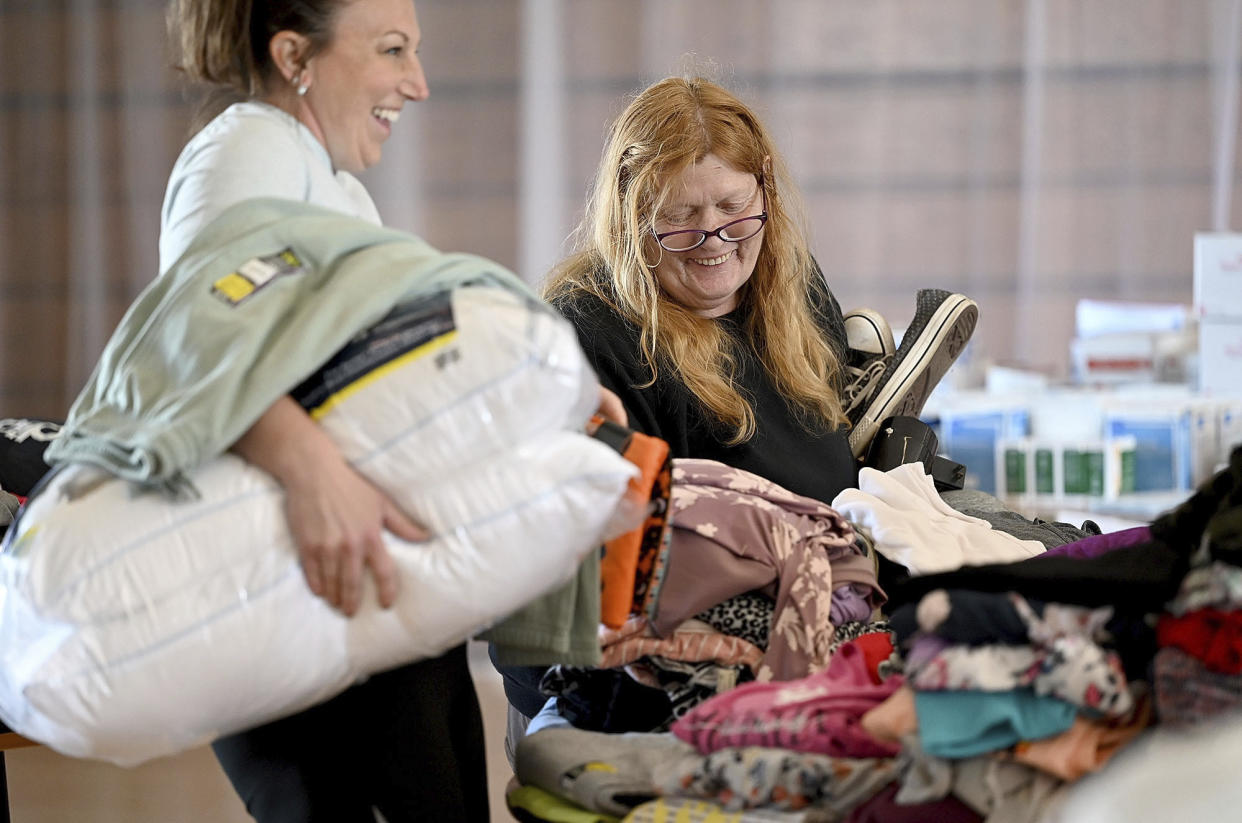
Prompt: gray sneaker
<box><xmin>841</xmin><ymin>308</ymin><xmax>896</xmax><ymax>421</ymax></box>
<box><xmin>846</xmin><ymin>289</ymin><xmax>978</xmax><ymax>458</ymax></box>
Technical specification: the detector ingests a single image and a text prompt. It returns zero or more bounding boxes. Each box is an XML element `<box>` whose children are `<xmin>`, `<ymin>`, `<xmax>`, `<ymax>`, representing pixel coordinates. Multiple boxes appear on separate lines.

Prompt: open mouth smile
<box><xmin>688</xmin><ymin>250</ymin><xmax>734</xmax><ymax>267</ymax></box>
<box><xmin>372</xmin><ymin>107</ymin><xmax>400</xmax><ymax>129</ymax></box>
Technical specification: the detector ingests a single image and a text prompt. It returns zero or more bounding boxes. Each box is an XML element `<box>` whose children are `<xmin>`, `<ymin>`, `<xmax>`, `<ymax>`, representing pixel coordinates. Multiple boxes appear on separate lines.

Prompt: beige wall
<box><xmin>2</xmin><ymin>1</ymin><xmax>1237</xmax><ymax>418</ymax></box>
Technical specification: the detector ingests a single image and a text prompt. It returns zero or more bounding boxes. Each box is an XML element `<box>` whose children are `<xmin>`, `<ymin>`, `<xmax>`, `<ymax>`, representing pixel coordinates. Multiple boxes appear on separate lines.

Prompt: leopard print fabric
<box><xmin>695</xmin><ymin>591</ymin><xmax>774</xmax><ymax>650</ymax></box>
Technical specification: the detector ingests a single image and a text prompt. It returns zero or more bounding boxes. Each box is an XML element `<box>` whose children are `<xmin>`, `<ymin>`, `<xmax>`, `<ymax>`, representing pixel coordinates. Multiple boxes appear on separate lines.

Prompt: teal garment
<box><xmin>915</xmin><ymin>687</ymin><xmax>1078</xmax><ymax>760</ymax></box>
<box><xmin>45</xmin><ymin>196</ymin><xmax>599</xmax><ymax>667</ymax></box>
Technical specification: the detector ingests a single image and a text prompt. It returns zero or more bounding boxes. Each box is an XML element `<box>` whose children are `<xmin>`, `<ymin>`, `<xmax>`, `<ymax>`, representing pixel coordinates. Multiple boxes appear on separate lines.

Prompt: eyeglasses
<box><xmin>652</xmin><ymin>179</ymin><xmax>768</xmax><ymax>253</ymax></box>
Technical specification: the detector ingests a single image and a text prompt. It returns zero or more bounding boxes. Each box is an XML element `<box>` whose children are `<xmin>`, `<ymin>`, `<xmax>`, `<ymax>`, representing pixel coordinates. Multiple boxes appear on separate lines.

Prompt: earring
<box><xmin>292</xmin><ymin>71</ymin><xmax>308</xmax><ymax>96</ymax></box>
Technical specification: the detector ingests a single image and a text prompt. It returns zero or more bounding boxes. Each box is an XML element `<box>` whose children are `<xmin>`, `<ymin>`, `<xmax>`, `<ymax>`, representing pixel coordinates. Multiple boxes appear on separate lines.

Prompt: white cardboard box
<box><xmin>1194</xmin><ymin>233</ymin><xmax>1242</xmax><ymax>319</ymax></box>
<box><xmin>1199</xmin><ymin>317</ymin><xmax>1242</xmax><ymax>397</ymax></box>
<box><xmin>1070</xmin><ymin>333</ymin><xmax>1156</xmax><ymax>384</ymax></box>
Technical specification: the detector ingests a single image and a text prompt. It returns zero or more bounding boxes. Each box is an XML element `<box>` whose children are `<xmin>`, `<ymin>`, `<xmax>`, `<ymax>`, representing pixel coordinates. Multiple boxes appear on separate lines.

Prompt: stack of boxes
<box><xmin>934</xmin><ymin>387</ymin><xmax>1239</xmax><ymax>506</ymax></box>
<box><xmin>920</xmin><ymin>238</ymin><xmax>1242</xmax><ymax>511</ymax></box>
<box><xmin>1068</xmin><ymin>299</ymin><xmax>1193</xmax><ymax>385</ymax></box>
<box><xmin>1194</xmin><ymin>234</ymin><xmax>1242</xmax><ymax>398</ymax></box>
<box><xmin>996</xmin><ymin>435</ymin><xmax>1137</xmax><ymax>505</ymax></box>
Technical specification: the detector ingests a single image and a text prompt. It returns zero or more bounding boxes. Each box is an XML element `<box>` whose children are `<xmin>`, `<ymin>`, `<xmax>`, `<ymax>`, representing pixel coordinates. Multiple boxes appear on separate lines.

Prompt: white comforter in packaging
<box><xmin>0</xmin><ymin>285</ymin><xmax>635</xmax><ymax>766</ymax></box>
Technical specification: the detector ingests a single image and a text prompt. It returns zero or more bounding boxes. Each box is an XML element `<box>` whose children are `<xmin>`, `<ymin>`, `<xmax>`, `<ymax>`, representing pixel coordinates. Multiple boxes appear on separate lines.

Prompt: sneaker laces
<box><xmin>842</xmin><ymin>356</ymin><xmax>889</xmax><ymax>414</ymax></box>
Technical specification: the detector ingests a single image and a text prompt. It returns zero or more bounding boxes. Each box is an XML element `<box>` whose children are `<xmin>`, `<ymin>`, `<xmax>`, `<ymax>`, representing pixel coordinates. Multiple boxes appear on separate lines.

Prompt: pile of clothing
<box><xmin>509</xmin><ymin>446</ymin><xmax>1242</xmax><ymax>822</ymax></box>
<box><xmin>533</xmin><ymin>457</ymin><xmax>890</xmax><ymax>736</ymax></box>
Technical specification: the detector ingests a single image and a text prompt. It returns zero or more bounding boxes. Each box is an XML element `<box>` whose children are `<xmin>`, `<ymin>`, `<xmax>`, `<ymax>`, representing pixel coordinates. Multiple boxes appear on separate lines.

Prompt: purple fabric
<box><xmin>843</xmin><ymin>781</ymin><xmax>982</xmax><ymax>823</ymax></box>
<box><xmin>831</xmin><ymin>584</ymin><xmax>876</xmax><ymax>625</ymax></box>
<box><xmin>904</xmin><ymin>634</ymin><xmax>951</xmax><ymax>670</ymax></box>
<box><xmin>1039</xmin><ymin>526</ymin><xmax>1150</xmax><ymax>560</ymax></box>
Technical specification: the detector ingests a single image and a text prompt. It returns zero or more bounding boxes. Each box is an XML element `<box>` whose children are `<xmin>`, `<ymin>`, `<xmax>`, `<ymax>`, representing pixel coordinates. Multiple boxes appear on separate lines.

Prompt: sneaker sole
<box><xmin>847</xmin><ymin>294</ymin><xmax>978</xmax><ymax>457</ymax></box>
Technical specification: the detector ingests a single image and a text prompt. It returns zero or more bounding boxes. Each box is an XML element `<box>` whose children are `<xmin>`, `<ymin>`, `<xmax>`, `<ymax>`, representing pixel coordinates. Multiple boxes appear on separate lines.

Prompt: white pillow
<box><xmin>0</xmin><ymin>285</ymin><xmax>634</xmax><ymax>766</ymax></box>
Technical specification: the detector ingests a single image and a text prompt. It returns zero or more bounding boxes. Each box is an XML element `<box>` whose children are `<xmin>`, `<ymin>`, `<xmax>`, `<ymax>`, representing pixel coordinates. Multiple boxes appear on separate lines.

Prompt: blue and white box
<box><xmin>937</xmin><ymin>399</ymin><xmax>1032</xmax><ymax>494</ymax></box>
<box><xmin>1102</xmin><ymin>401</ymin><xmax>1216</xmax><ymax>492</ymax></box>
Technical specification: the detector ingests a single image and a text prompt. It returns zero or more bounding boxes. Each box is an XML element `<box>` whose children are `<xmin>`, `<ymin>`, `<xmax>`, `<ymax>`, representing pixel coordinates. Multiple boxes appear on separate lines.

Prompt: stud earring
<box><xmin>292</xmin><ymin>71</ymin><xmax>308</xmax><ymax>96</ymax></box>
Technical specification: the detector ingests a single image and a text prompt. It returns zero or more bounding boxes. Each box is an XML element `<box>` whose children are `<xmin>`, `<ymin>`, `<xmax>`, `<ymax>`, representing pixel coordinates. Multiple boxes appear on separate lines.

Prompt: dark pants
<box><xmin>212</xmin><ymin>643</ymin><xmax>488</xmax><ymax>823</ymax></box>
<box><xmin>487</xmin><ymin>642</ymin><xmax>547</xmax><ymax>719</ymax></box>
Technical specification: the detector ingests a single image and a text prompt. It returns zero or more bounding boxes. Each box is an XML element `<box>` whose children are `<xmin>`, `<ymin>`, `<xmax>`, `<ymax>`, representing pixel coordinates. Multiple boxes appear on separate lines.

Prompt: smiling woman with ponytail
<box><xmin>159</xmin><ymin>2</ymin><xmax>491</xmax><ymax>820</ymax></box>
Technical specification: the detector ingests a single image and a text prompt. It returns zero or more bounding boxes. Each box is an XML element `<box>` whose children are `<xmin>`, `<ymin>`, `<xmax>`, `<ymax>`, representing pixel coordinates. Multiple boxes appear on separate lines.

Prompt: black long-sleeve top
<box><xmin>551</xmin><ymin>281</ymin><xmax>859</xmax><ymax>505</ymax></box>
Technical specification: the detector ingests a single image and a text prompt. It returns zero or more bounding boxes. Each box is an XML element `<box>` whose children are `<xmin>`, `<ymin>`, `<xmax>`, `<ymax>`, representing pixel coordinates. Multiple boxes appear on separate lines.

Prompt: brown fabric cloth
<box><xmin>651</xmin><ymin>459</ymin><xmax>884</xmax><ymax>681</ymax></box>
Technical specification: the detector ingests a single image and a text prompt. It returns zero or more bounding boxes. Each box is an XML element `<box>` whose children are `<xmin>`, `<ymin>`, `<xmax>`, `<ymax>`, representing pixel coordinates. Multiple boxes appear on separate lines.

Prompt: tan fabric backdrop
<box><xmin>2</xmin><ymin>0</ymin><xmax>1239</xmax><ymax>419</ymax></box>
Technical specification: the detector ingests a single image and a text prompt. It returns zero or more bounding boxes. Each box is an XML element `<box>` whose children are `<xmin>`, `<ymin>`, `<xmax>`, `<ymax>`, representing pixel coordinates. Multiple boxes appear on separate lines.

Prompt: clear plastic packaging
<box><xmin>0</xmin><ymin>285</ymin><xmax>635</xmax><ymax>766</ymax></box>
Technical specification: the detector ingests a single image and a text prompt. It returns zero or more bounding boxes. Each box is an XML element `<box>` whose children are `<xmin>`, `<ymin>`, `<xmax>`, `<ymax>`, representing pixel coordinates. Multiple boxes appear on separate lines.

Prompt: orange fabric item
<box><xmin>594</xmin><ymin>421</ymin><xmax>672</xmax><ymax>628</ymax></box>
<box><xmin>629</xmin><ymin>456</ymin><xmax>674</xmax><ymax>624</ymax></box>
<box><xmin>1006</xmin><ymin>693</ymin><xmax>1153</xmax><ymax>780</ymax></box>
<box><xmin>860</xmin><ymin>685</ymin><xmax>918</xmax><ymax>743</ymax></box>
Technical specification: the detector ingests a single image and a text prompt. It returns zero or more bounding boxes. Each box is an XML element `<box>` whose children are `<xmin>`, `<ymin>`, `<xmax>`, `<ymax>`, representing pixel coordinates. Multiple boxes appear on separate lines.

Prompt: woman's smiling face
<box><xmin>649</xmin><ymin>154</ymin><xmax>766</xmax><ymax>318</ymax></box>
<box><xmin>299</xmin><ymin>0</ymin><xmax>429</xmax><ymax>173</ymax></box>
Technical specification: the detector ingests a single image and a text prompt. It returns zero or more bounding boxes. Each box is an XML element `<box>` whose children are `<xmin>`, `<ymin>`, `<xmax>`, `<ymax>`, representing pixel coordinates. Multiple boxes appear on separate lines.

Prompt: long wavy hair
<box><xmin>543</xmin><ymin>76</ymin><xmax>848</xmax><ymax>444</ymax></box>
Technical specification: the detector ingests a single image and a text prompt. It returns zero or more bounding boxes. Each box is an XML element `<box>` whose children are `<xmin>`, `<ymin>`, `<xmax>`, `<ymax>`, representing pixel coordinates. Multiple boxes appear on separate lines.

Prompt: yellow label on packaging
<box><xmin>211</xmin><ymin>272</ymin><xmax>256</xmax><ymax>303</ymax></box>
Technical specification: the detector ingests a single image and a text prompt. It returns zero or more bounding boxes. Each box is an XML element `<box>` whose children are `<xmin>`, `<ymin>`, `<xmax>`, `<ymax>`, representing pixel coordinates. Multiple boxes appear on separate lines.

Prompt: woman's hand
<box><xmin>280</xmin><ymin>451</ymin><xmax>427</xmax><ymax>616</ymax></box>
<box><xmin>597</xmin><ymin>385</ymin><xmax>628</xmax><ymax>427</ymax></box>
<box><xmin>231</xmin><ymin>396</ymin><xmax>428</xmax><ymax>616</ymax></box>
